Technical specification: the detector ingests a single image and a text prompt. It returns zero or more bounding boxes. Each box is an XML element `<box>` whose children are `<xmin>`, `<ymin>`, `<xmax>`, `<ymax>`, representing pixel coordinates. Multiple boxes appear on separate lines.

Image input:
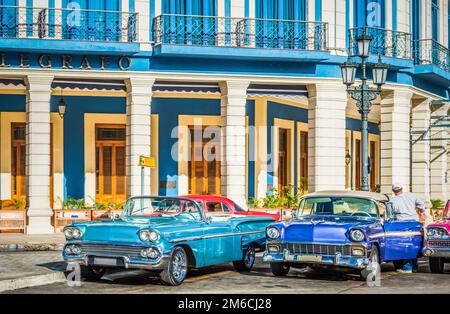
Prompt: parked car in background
<box><xmin>423</xmin><ymin>201</ymin><xmax>450</xmax><ymax>273</ymax></box>
<box><xmin>183</xmin><ymin>195</ymin><xmax>281</xmax><ymax>221</ymax></box>
<box><xmin>263</xmin><ymin>191</ymin><xmax>424</xmax><ymax>280</ymax></box>
<box><xmin>62</xmin><ymin>196</ymin><xmax>275</xmax><ymax>286</ymax></box>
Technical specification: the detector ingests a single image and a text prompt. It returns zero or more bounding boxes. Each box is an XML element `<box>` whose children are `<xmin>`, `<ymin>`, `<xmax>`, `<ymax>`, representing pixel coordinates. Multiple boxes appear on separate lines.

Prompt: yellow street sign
<box><xmin>139</xmin><ymin>156</ymin><xmax>156</xmax><ymax>168</ymax></box>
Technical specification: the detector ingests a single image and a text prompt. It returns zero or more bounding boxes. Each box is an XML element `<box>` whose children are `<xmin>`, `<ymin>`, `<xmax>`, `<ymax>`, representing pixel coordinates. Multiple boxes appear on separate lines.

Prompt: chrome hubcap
<box><xmin>244</xmin><ymin>246</ymin><xmax>255</xmax><ymax>268</ymax></box>
<box><xmin>171</xmin><ymin>250</ymin><xmax>187</xmax><ymax>281</ymax></box>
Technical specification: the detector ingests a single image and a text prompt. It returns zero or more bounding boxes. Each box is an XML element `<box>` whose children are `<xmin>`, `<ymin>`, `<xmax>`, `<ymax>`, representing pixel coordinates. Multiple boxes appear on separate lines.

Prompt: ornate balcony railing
<box><xmin>348</xmin><ymin>27</ymin><xmax>412</xmax><ymax>59</ymax></box>
<box><xmin>413</xmin><ymin>39</ymin><xmax>450</xmax><ymax>72</ymax></box>
<box><xmin>153</xmin><ymin>14</ymin><xmax>328</xmax><ymax>51</ymax></box>
<box><xmin>0</xmin><ymin>6</ymin><xmax>138</xmax><ymax>42</ymax></box>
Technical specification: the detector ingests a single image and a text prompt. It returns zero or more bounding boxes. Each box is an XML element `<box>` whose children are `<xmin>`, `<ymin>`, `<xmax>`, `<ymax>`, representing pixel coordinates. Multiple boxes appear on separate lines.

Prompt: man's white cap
<box><xmin>392</xmin><ymin>182</ymin><xmax>403</xmax><ymax>191</ymax></box>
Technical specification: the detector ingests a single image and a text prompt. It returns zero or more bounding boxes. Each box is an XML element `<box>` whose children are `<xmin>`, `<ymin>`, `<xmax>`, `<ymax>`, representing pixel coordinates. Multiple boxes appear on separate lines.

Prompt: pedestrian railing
<box><xmin>153</xmin><ymin>14</ymin><xmax>328</xmax><ymax>51</ymax></box>
<box><xmin>348</xmin><ymin>26</ymin><xmax>412</xmax><ymax>59</ymax></box>
<box><xmin>0</xmin><ymin>6</ymin><xmax>138</xmax><ymax>42</ymax></box>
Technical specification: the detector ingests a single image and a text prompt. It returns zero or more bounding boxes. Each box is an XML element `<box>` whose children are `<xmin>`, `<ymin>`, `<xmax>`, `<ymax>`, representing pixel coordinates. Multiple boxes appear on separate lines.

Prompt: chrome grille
<box><xmin>282</xmin><ymin>243</ymin><xmax>353</xmax><ymax>256</ymax></box>
<box><xmin>428</xmin><ymin>240</ymin><xmax>450</xmax><ymax>248</ymax></box>
<box><xmin>80</xmin><ymin>243</ymin><xmax>144</xmax><ymax>260</ymax></box>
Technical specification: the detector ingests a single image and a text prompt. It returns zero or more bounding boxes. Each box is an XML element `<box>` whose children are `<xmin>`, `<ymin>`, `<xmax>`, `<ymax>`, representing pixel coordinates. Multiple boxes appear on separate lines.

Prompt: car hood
<box><xmin>71</xmin><ymin>217</ymin><xmax>195</xmax><ymax>244</ymax></box>
<box><xmin>281</xmin><ymin>215</ymin><xmax>375</xmax><ymax>243</ymax></box>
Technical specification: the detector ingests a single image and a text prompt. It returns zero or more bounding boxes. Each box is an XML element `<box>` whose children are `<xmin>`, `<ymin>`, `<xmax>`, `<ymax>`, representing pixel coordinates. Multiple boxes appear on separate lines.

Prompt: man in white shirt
<box><xmin>390</xmin><ymin>182</ymin><xmax>426</xmax><ymax>273</ymax></box>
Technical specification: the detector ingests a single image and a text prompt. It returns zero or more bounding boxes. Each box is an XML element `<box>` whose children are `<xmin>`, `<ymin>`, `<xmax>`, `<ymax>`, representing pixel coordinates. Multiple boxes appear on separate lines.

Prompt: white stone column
<box><xmin>430</xmin><ymin>104</ymin><xmax>448</xmax><ymax>201</ymax></box>
<box><xmin>307</xmin><ymin>83</ymin><xmax>347</xmax><ymax>192</ymax></box>
<box><xmin>411</xmin><ymin>98</ymin><xmax>431</xmax><ymax>207</ymax></box>
<box><xmin>135</xmin><ymin>0</ymin><xmax>151</xmax><ymax>50</ymax></box>
<box><xmin>380</xmin><ymin>89</ymin><xmax>413</xmax><ymax>194</ymax></box>
<box><xmin>25</xmin><ymin>74</ymin><xmax>54</xmax><ymax>235</ymax></box>
<box><xmin>125</xmin><ymin>77</ymin><xmax>155</xmax><ymax>198</ymax></box>
<box><xmin>219</xmin><ymin>80</ymin><xmax>250</xmax><ymax>208</ymax></box>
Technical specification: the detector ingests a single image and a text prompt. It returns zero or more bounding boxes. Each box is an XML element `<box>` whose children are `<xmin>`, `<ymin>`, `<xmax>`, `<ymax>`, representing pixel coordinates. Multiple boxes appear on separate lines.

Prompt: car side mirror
<box><xmin>205</xmin><ymin>216</ymin><xmax>213</xmax><ymax>224</ymax></box>
<box><xmin>291</xmin><ymin>210</ymin><xmax>298</xmax><ymax>219</ymax></box>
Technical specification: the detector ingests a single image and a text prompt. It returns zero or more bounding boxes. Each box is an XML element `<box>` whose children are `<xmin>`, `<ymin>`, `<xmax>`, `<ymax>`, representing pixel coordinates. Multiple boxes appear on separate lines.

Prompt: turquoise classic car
<box><xmin>62</xmin><ymin>196</ymin><xmax>275</xmax><ymax>286</ymax></box>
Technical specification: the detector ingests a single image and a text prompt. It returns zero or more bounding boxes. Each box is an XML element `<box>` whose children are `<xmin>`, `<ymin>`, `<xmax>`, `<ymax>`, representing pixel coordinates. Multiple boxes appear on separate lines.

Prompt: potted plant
<box><xmin>54</xmin><ymin>197</ymin><xmax>91</xmax><ymax>232</ymax></box>
<box><xmin>431</xmin><ymin>199</ymin><xmax>446</xmax><ymax>221</ymax></box>
<box><xmin>0</xmin><ymin>198</ymin><xmax>27</xmax><ymax>233</ymax></box>
<box><xmin>91</xmin><ymin>200</ymin><xmax>124</xmax><ymax>220</ymax></box>
<box><xmin>248</xmin><ymin>184</ymin><xmax>306</xmax><ymax>220</ymax></box>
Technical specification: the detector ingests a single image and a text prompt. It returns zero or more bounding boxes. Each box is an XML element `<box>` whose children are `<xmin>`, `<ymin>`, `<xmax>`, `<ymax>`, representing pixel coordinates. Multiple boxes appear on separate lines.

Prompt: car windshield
<box><xmin>298</xmin><ymin>197</ymin><xmax>379</xmax><ymax>219</ymax></box>
<box><xmin>124</xmin><ymin>197</ymin><xmax>202</xmax><ymax>220</ymax></box>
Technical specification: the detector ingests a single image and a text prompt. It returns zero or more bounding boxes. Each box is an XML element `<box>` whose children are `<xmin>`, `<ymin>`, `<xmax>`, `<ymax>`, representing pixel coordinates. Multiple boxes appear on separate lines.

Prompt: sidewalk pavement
<box><xmin>0</xmin><ymin>233</ymin><xmax>65</xmax><ymax>252</ymax></box>
<box><xmin>0</xmin><ymin>251</ymin><xmax>67</xmax><ymax>292</ymax></box>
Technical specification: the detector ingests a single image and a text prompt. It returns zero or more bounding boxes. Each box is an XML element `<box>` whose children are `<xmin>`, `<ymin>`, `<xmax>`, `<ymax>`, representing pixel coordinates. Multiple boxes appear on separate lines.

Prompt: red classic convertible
<box><xmin>423</xmin><ymin>199</ymin><xmax>450</xmax><ymax>273</ymax></box>
<box><xmin>183</xmin><ymin>195</ymin><xmax>281</xmax><ymax>221</ymax></box>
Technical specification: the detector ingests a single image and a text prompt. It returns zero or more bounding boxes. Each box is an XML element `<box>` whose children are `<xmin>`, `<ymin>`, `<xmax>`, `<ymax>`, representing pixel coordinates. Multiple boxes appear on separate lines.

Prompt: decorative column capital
<box><xmin>25</xmin><ymin>74</ymin><xmax>54</xmax><ymax>92</ymax></box>
<box><xmin>125</xmin><ymin>76</ymin><xmax>156</xmax><ymax>95</ymax></box>
<box><xmin>219</xmin><ymin>80</ymin><xmax>250</xmax><ymax>97</ymax></box>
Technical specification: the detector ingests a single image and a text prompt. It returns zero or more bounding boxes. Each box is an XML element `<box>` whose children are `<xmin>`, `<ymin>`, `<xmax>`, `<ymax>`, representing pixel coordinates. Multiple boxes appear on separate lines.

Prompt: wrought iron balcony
<box><xmin>153</xmin><ymin>14</ymin><xmax>328</xmax><ymax>51</ymax></box>
<box><xmin>413</xmin><ymin>39</ymin><xmax>450</xmax><ymax>72</ymax></box>
<box><xmin>348</xmin><ymin>27</ymin><xmax>412</xmax><ymax>59</ymax></box>
<box><xmin>0</xmin><ymin>6</ymin><xmax>137</xmax><ymax>42</ymax></box>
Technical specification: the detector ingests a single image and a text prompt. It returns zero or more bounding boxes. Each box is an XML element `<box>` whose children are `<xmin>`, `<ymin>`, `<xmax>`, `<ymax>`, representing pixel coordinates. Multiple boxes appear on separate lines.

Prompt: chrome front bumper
<box><xmin>63</xmin><ymin>243</ymin><xmax>171</xmax><ymax>270</ymax></box>
<box><xmin>263</xmin><ymin>251</ymin><xmax>370</xmax><ymax>269</ymax></box>
<box><xmin>64</xmin><ymin>254</ymin><xmax>171</xmax><ymax>270</ymax></box>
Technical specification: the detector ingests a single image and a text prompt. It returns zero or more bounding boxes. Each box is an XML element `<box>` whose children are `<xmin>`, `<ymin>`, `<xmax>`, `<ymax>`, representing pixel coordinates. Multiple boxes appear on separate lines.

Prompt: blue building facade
<box><xmin>0</xmin><ymin>0</ymin><xmax>448</xmax><ymax>234</ymax></box>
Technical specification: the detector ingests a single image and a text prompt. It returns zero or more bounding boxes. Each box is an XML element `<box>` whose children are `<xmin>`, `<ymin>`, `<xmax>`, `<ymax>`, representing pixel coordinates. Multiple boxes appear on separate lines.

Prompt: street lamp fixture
<box><xmin>340</xmin><ymin>59</ymin><xmax>358</xmax><ymax>87</ymax></box>
<box><xmin>356</xmin><ymin>34</ymin><xmax>372</xmax><ymax>58</ymax></box>
<box><xmin>340</xmin><ymin>31</ymin><xmax>389</xmax><ymax>192</ymax></box>
<box><xmin>372</xmin><ymin>55</ymin><xmax>389</xmax><ymax>89</ymax></box>
<box><xmin>58</xmin><ymin>95</ymin><xmax>67</xmax><ymax>119</ymax></box>
<box><xmin>345</xmin><ymin>150</ymin><xmax>352</xmax><ymax>166</ymax></box>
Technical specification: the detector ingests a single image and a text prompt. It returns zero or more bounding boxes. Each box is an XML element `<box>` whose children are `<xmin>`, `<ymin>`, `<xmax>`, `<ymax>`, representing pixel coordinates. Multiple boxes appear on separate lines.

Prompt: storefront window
<box><xmin>11</xmin><ymin>123</ymin><xmax>25</xmax><ymax>200</ymax></box>
<box><xmin>95</xmin><ymin>125</ymin><xmax>126</xmax><ymax>204</ymax></box>
<box><xmin>188</xmin><ymin>126</ymin><xmax>220</xmax><ymax>195</ymax></box>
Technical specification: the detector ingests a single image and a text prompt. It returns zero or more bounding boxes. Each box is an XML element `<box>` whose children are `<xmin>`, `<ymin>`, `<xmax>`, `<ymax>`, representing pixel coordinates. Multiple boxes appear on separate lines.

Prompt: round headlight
<box><xmin>266</xmin><ymin>227</ymin><xmax>280</xmax><ymax>239</ymax></box>
<box><xmin>148</xmin><ymin>231</ymin><xmax>160</xmax><ymax>242</ymax></box>
<box><xmin>427</xmin><ymin>228</ymin><xmax>448</xmax><ymax>238</ymax></box>
<box><xmin>63</xmin><ymin>228</ymin><xmax>73</xmax><ymax>239</ymax></box>
<box><xmin>64</xmin><ymin>246</ymin><xmax>73</xmax><ymax>255</ymax></box>
<box><xmin>349</xmin><ymin>229</ymin><xmax>365</xmax><ymax>242</ymax></box>
<box><xmin>427</xmin><ymin>228</ymin><xmax>438</xmax><ymax>238</ymax></box>
<box><xmin>147</xmin><ymin>248</ymin><xmax>161</xmax><ymax>259</ymax></box>
<box><xmin>72</xmin><ymin>228</ymin><xmax>82</xmax><ymax>239</ymax></box>
<box><xmin>139</xmin><ymin>230</ymin><xmax>150</xmax><ymax>242</ymax></box>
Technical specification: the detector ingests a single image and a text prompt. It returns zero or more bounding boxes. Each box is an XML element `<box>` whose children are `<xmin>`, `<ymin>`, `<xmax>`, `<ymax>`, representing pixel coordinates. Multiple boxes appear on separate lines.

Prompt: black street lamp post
<box><xmin>340</xmin><ymin>32</ymin><xmax>389</xmax><ymax>191</ymax></box>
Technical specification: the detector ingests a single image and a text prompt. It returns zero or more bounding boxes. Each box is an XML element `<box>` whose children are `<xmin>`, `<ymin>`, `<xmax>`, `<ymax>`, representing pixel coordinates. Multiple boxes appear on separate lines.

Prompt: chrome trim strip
<box><xmin>168</xmin><ymin>230</ymin><xmax>265</xmax><ymax>243</ymax></box>
<box><xmin>369</xmin><ymin>231</ymin><xmax>422</xmax><ymax>239</ymax></box>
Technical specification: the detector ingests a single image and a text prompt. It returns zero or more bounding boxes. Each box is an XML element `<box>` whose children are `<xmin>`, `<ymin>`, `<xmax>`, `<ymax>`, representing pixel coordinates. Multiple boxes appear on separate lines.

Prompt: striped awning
<box><xmin>0</xmin><ymin>77</ymin><xmax>25</xmax><ymax>87</ymax></box>
<box><xmin>247</xmin><ymin>84</ymin><xmax>308</xmax><ymax>97</ymax></box>
<box><xmin>51</xmin><ymin>79</ymin><xmax>126</xmax><ymax>91</ymax></box>
<box><xmin>152</xmin><ymin>81</ymin><xmax>220</xmax><ymax>93</ymax></box>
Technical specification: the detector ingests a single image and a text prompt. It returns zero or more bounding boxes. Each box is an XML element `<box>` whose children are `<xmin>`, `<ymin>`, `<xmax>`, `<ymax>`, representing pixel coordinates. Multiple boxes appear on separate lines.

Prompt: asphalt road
<box><xmin>4</xmin><ymin>255</ymin><xmax>450</xmax><ymax>294</ymax></box>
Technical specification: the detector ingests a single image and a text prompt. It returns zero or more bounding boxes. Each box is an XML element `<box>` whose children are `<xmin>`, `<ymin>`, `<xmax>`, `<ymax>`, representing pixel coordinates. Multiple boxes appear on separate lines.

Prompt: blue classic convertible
<box><xmin>263</xmin><ymin>191</ymin><xmax>424</xmax><ymax>280</ymax></box>
<box><xmin>63</xmin><ymin>196</ymin><xmax>275</xmax><ymax>285</ymax></box>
